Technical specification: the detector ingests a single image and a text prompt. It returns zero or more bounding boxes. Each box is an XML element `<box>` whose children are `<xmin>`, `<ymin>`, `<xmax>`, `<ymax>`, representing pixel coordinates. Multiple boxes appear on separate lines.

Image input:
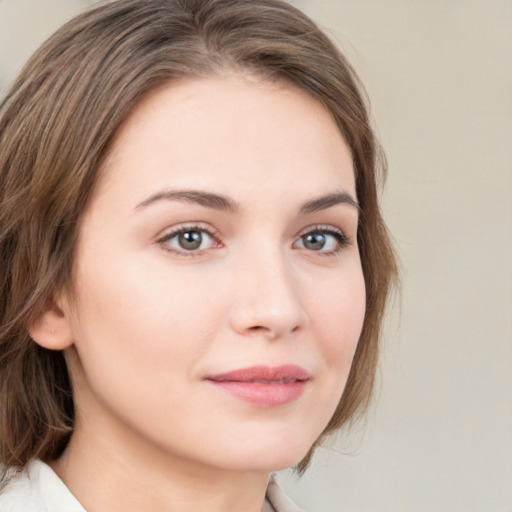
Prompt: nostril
<box><xmin>247</xmin><ymin>325</ymin><xmax>280</xmax><ymax>340</ymax></box>
<box><xmin>245</xmin><ymin>324</ymin><xmax>301</xmax><ymax>340</ymax></box>
<box><xmin>248</xmin><ymin>326</ymin><xmax>267</xmax><ymax>332</ymax></box>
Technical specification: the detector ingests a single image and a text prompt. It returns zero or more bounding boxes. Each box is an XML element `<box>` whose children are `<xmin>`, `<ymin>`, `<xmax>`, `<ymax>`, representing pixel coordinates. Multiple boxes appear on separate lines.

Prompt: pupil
<box><xmin>304</xmin><ymin>233</ymin><xmax>325</xmax><ymax>250</ymax></box>
<box><xmin>179</xmin><ymin>231</ymin><xmax>202</xmax><ymax>250</ymax></box>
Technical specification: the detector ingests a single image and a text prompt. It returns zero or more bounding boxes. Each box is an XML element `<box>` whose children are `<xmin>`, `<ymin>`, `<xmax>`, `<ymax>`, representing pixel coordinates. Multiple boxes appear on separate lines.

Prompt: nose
<box><xmin>229</xmin><ymin>246</ymin><xmax>308</xmax><ymax>340</ymax></box>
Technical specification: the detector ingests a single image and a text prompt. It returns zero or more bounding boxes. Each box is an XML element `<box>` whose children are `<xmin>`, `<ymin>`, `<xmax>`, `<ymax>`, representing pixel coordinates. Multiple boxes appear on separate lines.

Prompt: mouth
<box><xmin>205</xmin><ymin>365</ymin><xmax>311</xmax><ymax>407</ymax></box>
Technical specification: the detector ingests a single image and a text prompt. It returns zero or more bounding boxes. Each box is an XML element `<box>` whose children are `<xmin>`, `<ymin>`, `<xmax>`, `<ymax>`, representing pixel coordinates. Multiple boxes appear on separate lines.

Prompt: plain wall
<box><xmin>1</xmin><ymin>1</ymin><xmax>511</xmax><ymax>511</ymax></box>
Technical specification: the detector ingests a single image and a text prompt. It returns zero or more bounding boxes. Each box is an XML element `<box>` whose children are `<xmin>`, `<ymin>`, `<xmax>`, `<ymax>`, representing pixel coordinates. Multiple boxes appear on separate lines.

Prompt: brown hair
<box><xmin>0</xmin><ymin>0</ymin><xmax>397</xmax><ymax>474</ymax></box>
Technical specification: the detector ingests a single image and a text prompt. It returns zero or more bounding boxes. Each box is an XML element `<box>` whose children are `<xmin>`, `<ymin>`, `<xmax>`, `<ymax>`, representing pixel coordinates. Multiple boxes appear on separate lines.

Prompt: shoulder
<box><xmin>266</xmin><ymin>476</ymin><xmax>306</xmax><ymax>512</ymax></box>
<box><xmin>0</xmin><ymin>460</ymin><xmax>85</xmax><ymax>512</ymax></box>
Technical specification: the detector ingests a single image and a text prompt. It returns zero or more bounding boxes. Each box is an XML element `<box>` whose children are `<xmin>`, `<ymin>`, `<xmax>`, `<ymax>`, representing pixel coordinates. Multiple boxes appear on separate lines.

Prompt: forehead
<box><xmin>94</xmin><ymin>76</ymin><xmax>355</xmax><ymax>211</ymax></box>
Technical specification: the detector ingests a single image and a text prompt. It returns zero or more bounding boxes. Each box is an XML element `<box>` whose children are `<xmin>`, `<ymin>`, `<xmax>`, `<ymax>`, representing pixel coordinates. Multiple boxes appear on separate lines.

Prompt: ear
<box><xmin>28</xmin><ymin>295</ymin><xmax>74</xmax><ymax>351</ymax></box>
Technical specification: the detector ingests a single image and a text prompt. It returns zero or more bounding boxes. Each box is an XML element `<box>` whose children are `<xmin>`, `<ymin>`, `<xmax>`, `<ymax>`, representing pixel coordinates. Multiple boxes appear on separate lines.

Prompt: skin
<box><xmin>31</xmin><ymin>75</ymin><xmax>366</xmax><ymax>512</ymax></box>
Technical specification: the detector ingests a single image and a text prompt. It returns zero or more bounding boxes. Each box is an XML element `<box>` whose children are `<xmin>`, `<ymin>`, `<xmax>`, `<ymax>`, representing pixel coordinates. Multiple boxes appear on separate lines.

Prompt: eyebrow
<box><xmin>135</xmin><ymin>188</ymin><xmax>358</xmax><ymax>214</ymax></box>
<box><xmin>299</xmin><ymin>191</ymin><xmax>359</xmax><ymax>214</ymax></box>
<box><xmin>136</xmin><ymin>189</ymin><xmax>239</xmax><ymax>212</ymax></box>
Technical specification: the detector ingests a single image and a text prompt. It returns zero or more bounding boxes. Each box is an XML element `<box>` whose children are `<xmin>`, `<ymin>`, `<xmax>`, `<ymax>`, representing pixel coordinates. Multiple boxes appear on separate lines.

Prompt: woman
<box><xmin>0</xmin><ymin>0</ymin><xmax>397</xmax><ymax>510</ymax></box>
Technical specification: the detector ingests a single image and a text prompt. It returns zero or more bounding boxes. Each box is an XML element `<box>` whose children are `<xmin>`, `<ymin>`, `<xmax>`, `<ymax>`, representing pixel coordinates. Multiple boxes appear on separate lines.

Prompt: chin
<box><xmin>212</xmin><ymin>434</ymin><xmax>315</xmax><ymax>473</ymax></box>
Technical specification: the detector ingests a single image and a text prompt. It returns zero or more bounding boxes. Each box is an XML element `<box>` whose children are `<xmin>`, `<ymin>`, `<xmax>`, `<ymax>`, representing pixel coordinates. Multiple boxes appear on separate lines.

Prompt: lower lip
<box><xmin>207</xmin><ymin>380</ymin><xmax>308</xmax><ymax>407</ymax></box>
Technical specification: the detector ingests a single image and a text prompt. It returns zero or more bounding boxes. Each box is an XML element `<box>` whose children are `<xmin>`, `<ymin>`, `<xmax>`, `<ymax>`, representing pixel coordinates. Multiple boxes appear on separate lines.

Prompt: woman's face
<box><xmin>62</xmin><ymin>76</ymin><xmax>366</xmax><ymax>472</ymax></box>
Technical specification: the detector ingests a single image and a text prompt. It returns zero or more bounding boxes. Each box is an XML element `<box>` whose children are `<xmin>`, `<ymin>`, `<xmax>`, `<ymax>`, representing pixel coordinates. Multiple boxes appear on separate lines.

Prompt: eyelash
<box><xmin>156</xmin><ymin>223</ymin><xmax>350</xmax><ymax>258</ymax></box>
<box><xmin>294</xmin><ymin>225</ymin><xmax>350</xmax><ymax>257</ymax></box>
<box><xmin>157</xmin><ymin>223</ymin><xmax>221</xmax><ymax>258</ymax></box>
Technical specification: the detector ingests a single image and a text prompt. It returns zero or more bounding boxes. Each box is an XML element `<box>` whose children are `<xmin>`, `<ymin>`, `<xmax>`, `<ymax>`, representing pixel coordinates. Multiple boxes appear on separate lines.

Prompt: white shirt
<box><xmin>0</xmin><ymin>459</ymin><xmax>304</xmax><ymax>512</ymax></box>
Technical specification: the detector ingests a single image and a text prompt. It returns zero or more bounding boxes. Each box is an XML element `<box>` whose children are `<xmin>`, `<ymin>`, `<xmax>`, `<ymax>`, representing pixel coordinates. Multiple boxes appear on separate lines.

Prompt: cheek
<box><xmin>290</xmin><ymin>263</ymin><xmax>365</xmax><ymax>442</ymax></box>
<box><xmin>307</xmin><ymin>265</ymin><xmax>366</xmax><ymax>364</ymax></box>
<box><xmin>66</xmin><ymin>256</ymin><xmax>227</xmax><ymax>442</ymax></box>
<box><xmin>69</xmin><ymin>254</ymin><xmax>222</xmax><ymax>381</ymax></box>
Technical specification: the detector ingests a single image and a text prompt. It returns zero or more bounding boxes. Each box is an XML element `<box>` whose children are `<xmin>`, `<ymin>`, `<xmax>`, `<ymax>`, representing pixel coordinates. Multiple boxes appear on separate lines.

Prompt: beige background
<box><xmin>1</xmin><ymin>1</ymin><xmax>511</xmax><ymax>511</ymax></box>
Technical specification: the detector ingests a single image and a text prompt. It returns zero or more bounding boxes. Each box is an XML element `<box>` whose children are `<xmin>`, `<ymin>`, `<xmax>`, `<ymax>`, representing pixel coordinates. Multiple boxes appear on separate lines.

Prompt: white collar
<box><xmin>1</xmin><ymin>459</ymin><xmax>85</xmax><ymax>512</ymax></box>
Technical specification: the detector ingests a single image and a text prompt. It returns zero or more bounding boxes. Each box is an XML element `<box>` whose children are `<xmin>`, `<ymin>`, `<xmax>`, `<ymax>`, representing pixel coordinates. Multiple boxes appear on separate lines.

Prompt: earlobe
<box><xmin>28</xmin><ymin>297</ymin><xmax>74</xmax><ymax>351</ymax></box>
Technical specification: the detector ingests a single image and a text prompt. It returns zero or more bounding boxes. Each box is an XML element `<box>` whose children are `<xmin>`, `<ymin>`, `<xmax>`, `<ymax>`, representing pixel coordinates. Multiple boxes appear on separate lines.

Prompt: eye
<box><xmin>294</xmin><ymin>227</ymin><xmax>349</xmax><ymax>254</ymax></box>
<box><xmin>157</xmin><ymin>225</ymin><xmax>221</xmax><ymax>255</ymax></box>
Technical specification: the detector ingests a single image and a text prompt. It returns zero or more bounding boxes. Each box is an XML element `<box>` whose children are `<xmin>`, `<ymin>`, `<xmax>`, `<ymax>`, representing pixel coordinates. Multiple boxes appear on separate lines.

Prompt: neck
<box><xmin>51</xmin><ymin>416</ymin><xmax>270</xmax><ymax>512</ymax></box>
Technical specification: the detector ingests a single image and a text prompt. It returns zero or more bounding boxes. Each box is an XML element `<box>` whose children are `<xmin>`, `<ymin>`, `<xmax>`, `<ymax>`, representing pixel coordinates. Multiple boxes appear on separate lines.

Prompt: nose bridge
<box><xmin>229</xmin><ymin>239</ymin><xmax>307</xmax><ymax>338</ymax></box>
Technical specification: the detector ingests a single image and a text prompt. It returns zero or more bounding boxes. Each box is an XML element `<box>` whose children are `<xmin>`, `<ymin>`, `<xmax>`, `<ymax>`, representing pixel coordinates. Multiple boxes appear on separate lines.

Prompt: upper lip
<box><xmin>206</xmin><ymin>365</ymin><xmax>311</xmax><ymax>383</ymax></box>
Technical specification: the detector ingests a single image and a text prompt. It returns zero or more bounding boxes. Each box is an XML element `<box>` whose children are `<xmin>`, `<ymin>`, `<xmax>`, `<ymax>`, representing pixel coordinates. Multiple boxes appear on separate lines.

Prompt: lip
<box><xmin>205</xmin><ymin>365</ymin><xmax>311</xmax><ymax>408</ymax></box>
